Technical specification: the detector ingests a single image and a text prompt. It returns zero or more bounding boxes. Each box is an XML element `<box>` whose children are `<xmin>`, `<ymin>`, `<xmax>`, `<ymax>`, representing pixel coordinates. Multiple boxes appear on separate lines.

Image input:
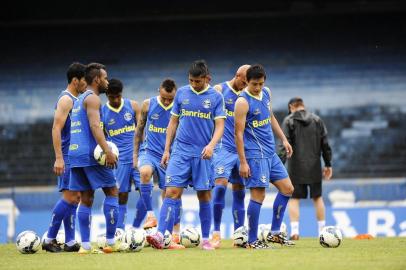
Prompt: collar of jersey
<box><xmin>64</xmin><ymin>89</ymin><xmax>79</xmax><ymax>100</ymax></box>
<box><xmin>244</xmin><ymin>89</ymin><xmax>263</xmax><ymax>101</ymax></box>
<box><xmin>226</xmin><ymin>81</ymin><xmax>241</xmax><ymax>96</ymax></box>
<box><xmin>107</xmin><ymin>98</ymin><xmax>124</xmax><ymax>113</ymax></box>
<box><xmin>190</xmin><ymin>85</ymin><xmax>210</xmax><ymax>95</ymax></box>
<box><xmin>157</xmin><ymin>96</ymin><xmax>174</xmax><ymax>111</ymax></box>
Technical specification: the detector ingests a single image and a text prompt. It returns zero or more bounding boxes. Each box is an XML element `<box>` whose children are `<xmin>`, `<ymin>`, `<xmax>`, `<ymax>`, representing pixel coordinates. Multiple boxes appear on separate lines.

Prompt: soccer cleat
<box><xmin>42</xmin><ymin>239</ymin><xmax>63</xmax><ymax>253</ymax></box>
<box><xmin>210</xmin><ymin>232</ymin><xmax>221</xmax><ymax>249</ymax></box>
<box><xmin>102</xmin><ymin>242</ymin><xmax>121</xmax><ymax>253</ymax></box>
<box><xmin>63</xmin><ymin>242</ymin><xmax>81</xmax><ymax>252</ymax></box>
<box><xmin>143</xmin><ymin>216</ymin><xmax>158</xmax><ymax>229</ymax></box>
<box><xmin>78</xmin><ymin>247</ymin><xmax>104</xmax><ymax>254</ymax></box>
<box><xmin>168</xmin><ymin>242</ymin><xmax>185</xmax><ymax>250</ymax></box>
<box><xmin>246</xmin><ymin>240</ymin><xmax>271</xmax><ymax>249</ymax></box>
<box><xmin>290</xmin><ymin>234</ymin><xmax>299</xmax><ymax>241</ymax></box>
<box><xmin>172</xmin><ymin>233</ymin><xmax>180</xmax><ymax>244</ymax></box>
<box><xmin>146</xmin><ymin>231</ymin><xmax>164</xmax><ymax>249</ymax></box>
<box><xmin>266</xmin><ymin>232</ymin><xmax>295</xmax><ymax>246</ymax></box>
<box><xmin>201</xmin><ymin>240</ymin><xmax>215</xmax><ymax>251</ymax></box>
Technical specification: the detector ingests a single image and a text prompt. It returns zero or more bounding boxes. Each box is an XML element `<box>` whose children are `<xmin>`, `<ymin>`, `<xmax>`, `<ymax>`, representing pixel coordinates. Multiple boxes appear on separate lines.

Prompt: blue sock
<box><xmin>63</xmin><ymin>203</ymin><xmax>78</xmax><ymax>243</ymax></box>
<box><xmin>47</xmin><ymin>199</ymin><xmax>70</xmax><ymax>239</ymax></box>
<box><xmin>247</xmin><ymin>200</ymin><xmax>262</xmax><ymax>243</ymax></box>
<box><xmin>140</xmin><ymin>184</ymin><xmax>153</xmax><ymax>211</ymax></box>
<box><xmin>117</xmin><ymin>204</ymin><xmax>127</xmax><ymax>230</ymax></box>
<box><xmin>271</xmin><ymin>192</ymin><xmax>290</xmax><ymax>232</ymax></box>
<box><xmin>174</xmin><ymin>199</ymin><xmax>182</xmax><ymax>227</ymax></box>
<box><xmin>199</xmin><ymin>201</ymin><xmax>211</xmax><ymax>239</ymax></box>
<box><xmin>103</xmin><ymin>196</ymin><xmax>119</xmax><ymax>240</ymax></box>
<box><xmin>77</xmin><ymin>204</ymin><xmax>91</xmax><ymax>243</ymax></box>
<box><xmin>132</xmin><ymin>198</ymin><xmax>147</xmax><ymax>228</ymax></box>
<box><xmin>212</xmin><ymin>185</ymin><xmax>226</xmax><ymax>231</ymax></box>
<box><xmin>158</xmin><ymin>198</ymin><xmax>177</xmax><ymax>235</ymax></box>
<box><xmin>232</xmin><ymin>189</ymin><xmax>246</xmax><ymax>230</ymax></box>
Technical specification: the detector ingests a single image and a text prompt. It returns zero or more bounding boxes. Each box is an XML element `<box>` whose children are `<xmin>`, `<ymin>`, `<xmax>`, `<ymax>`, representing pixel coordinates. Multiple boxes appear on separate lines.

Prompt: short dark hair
<box><xmin>85</xmin><ymin>63</ymin><xmax>106</xmax><ymax>85</ymax></box>
<box><xmin>160</xmin><ymin>78</ymin><xmax>176</xmax><ymax>93</ymax></box>
<box><xmin>246</xmin><ymin>64</ymin><xmax>267</xmax><ymax>82</ymax></box>
<box><xmin>107</xmin><ymin>78</ymin><xmax>123</xmax><ymax>95</ymax></box>
<box><xmin>189</xmin><ymin>60</ymin><xmax>209</xmax><ymax>77</ymax></box>
<box><xmin>67</xmin><ymin>62</ymin><xmax>86</xmax><ymax>84</ymax></box>
<box><xmin>288</xmin><ymin>97</ymin><xmax>304</xmax><ymax>113</ymax></box>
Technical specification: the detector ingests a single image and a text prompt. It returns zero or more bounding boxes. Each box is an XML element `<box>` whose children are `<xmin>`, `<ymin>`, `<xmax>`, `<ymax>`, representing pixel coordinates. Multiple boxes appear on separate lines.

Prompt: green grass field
<box><xmin>1</xmin><ymin>238</ymin><xmax>405</xmax><ymax>270</ymax></box>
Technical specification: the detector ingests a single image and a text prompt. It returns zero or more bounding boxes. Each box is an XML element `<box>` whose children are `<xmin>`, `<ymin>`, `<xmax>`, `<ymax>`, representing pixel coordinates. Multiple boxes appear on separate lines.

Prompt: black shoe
<box><xmin>42</xmin><ymin>239</ymin><xmax>63</xmax><ymax>252</ymax></box>
<box><xmin>63</xmin><ymin>242</ymin><xmax>81</xmax><ymax>252</ymax></box>
<box><xmin>246</xmin><ymin>240</ymin><xmax>271</xmax><ymax>249</ymax></box>
<box><xmin>266</xmin><ymin>232</ymin><xmax>295</xmax><ymax>246</ymax></box>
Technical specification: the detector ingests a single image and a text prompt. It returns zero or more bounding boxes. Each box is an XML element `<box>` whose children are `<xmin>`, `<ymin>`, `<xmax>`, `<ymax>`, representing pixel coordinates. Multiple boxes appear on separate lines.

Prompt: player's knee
<box><xmin>215</xmin><ymin>178</ymin><xmax>228</xmax><ymax>186</ymax></box>
<box><xmin>80</xmin><ymin>195</ymin><xmax>94</xmax><ymax>207</ymax></box>
<box><xmin>103</xmin><ymin>186</ymin><xmax>118</xmax><ymax>197</ymax></box>
<box><xmin>165</xmin><ymin>188</ymin><xmax>182</xmax><ymax>199</ymax></box>
<box><xmin>197</xmin><ymin>191</ymin><xmax>211</xmax><ymax>202</ymax></box>
<box><xmin>118</xmin><ymin>192</ymin><xmax>129</xmax><ymax>205</ymax></box>
<box><xmin>232</xmin><ymin>183</ymin><xmax>245</xmax><ymax>191</ymax></box>
<box><xmin>285</xmin><ymin>183</ymin><xmax>294</xmax><ymax>196</ymax></box>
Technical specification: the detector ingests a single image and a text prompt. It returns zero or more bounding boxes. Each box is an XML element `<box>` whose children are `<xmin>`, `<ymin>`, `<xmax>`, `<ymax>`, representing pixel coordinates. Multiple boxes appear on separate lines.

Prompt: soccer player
<box><xmin>133</xmin><ymin>79</ymin><xmax>184</xmax><ymax>249</ymax></box>
<box><xmin>210</xmin><ymin>65</ymin><xmax>250</xmax><ymax>248</ymax></box>
<box><xmin>146</xmin><ymin>60</ymin><xmax>226</xmax><ymax>250</ymax></box>
<box><xmin>42</xmin><ymin>62</ymin><xmax>87</xmax><ymax>252</ymax></box>
<box><xmin>234</xmin><ymin>64</ymin><xmax>295</xmax><ymax>248</ymax></box>
<box><xmin>69</xmin><ymin>63</ymin><xmax>119</xmax><ymax>254</ymax></box>
<box><xmin>101</xmin><ymin>78</ymin><xmax>141</xmax><ymax>231</ymax></box>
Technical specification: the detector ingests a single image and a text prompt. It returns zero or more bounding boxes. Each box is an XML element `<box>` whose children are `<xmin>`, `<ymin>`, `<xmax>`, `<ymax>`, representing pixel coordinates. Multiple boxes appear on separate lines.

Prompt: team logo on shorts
<box><xmin>203</xmin><ymin>99</ymin><xmax>211</xmax><ymax>109</ymax></box>
<box><xmin>108</xmin><ymin>118</ymin><xmax>115</xmax><ymax>125</ymax></box>
<box><xmin>216</xmin><ymin>166</ymin><xmax>225</xmax><ymax>175</ymax></box>
<box><xmin>151</xmin><ymin>113</ymin><xmax>160</xmax><ymax>120</ymax></box>
<box><xmin>166</xmin><ymin>175</ymin><xmax>172</xmax><ymax>183</ymax></box>
<box><xmin>182</xmin><ymin>99</ymin><xmax>190</xmax><ymax>105</ymax></box>
<box><xmin>226</xmin><ymin>98</ymin><xmax>234</xmax><ymax>105</ymax></box>
<box><xmin>261</xmin><ymin>175</ymin><xmax>267</xmax><ymax>183</ymax></box>
<box><xmin>253</xmin><ymin>108</ymin><xmax>261</xmax><ymax>115</ymax></box>
<box><xmin>124</xmin><ymin>112</ymin><xmax>132</xmax><ymax>121</ymax></box>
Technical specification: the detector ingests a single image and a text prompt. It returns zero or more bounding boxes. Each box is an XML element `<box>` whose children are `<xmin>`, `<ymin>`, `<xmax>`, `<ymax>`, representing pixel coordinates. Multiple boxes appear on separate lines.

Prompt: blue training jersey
<box><xmin>68</xmin><ymin>90</ymin><xmax>102</xmax><ymax>167</ymax></box>
<box><xmin>141</xmin><ymin>96</ymin><xmax>172</xmax><ymax>158</ymax></box>
<box><xmin>55</xmin><ymin>90</ymin><xmax>78</xmax><ymax>162</ymax></box>
<box><xmin>218</xmin><ymin>81</ymin><xmax>241</xmax><ymax>153</ymax></box>
<box><xmin>239</xmin><ymin>87</ymin><xmax>275</xmax><ymax>158</ymax></box>
<box><xmin>171</xmin><ymin>85</ymin><xmax>226</xmax><ymax>157</ymax></box>
<box><xmin>102</xmin><ymin>98</ymin><xmax>136</xmax><ymax>164</ymax></box>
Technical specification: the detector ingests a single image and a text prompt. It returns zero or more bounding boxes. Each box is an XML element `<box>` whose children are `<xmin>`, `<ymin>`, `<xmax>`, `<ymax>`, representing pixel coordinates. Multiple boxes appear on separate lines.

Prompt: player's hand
<box><xmin>283</xmin><ymin>140</ymin><xmax>293</xmax><ymax>158</ymax></box>
<box><xmin>133</xmin><ymin>153</ymin><xmax>139</xmax><ymax>169</ymax></box>
<box><xmin>239</xmin><ymin>162</ymin><xmax>251</xmax><ymax>178</ymax></box>
<box><xmin>323</xmin><ymin>167</ymin><xmax>333</xmax><ymax>180</ymax></box>
<box><xmin>105</xmin><ymin>150</ymin><xmax>118</xmax><ymax>169</ymax></box>
<box><xmin>201</xmin><ymin>144</ymin><xmax>214</xmax><ymax>159</ymax></box>
<box><xmin>53</xmin><ymin>157</ymin><xmax>65</xmax><ymax>176</ymax></box>
<box><xmin>161</xmin><ymin>151</ymin><xmax>170</xmax><ymax>168</ymax></box>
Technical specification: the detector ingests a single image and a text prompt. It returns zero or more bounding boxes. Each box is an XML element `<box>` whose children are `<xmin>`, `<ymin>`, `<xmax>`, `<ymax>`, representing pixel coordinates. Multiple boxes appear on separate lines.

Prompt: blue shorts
<box><xmin>114</xmin><ymin>163</ymin><xmax>137</xmax><ymax>193</ymax></box>
<box><xmin>69</xmin><ymin>165</ymin><xmax>116</xmax><ymax>191</ymax></box>
<box><xmin>165</xmin><ymin>153</ymin><xmax>213</xmax><ymax>191</ymax></box>
<box><xmin>244</xmin><ymin>154</ymin><xmax>289</xmax><ymax>189</ymax></box>
<box><xmin>212</xmin><ymin>148</ymin><xmax>244</xmax><ymax>185</ymax></box>
<box><xmin>138</xmin><ymin>150</ymin><xmax>166</xmax><ymax>190</ymax></box>
<box><xmin>57</xmin><ymin>163</ymin><xmax>71</xmax><ymax>192</ymax></box>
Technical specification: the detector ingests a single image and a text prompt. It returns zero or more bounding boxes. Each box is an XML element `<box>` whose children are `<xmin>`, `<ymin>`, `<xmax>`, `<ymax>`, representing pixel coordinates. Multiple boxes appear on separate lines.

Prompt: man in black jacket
<box><xmin>278</xmin><ymin>97</ymin><xmax>332</xmax><ymax>240</ymax></box>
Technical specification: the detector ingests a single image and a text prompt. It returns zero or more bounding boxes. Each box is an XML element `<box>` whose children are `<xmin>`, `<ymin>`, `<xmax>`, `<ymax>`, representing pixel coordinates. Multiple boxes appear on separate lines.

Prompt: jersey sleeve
<box><xmin>213</xmin><ymin>93</ymin><xmax>226</xmax><ymax>120</ymax></box>
<box><xmin>170</xmin><ymin>90</ymin><xmax>181</xmax><ymax>117</ymax></box>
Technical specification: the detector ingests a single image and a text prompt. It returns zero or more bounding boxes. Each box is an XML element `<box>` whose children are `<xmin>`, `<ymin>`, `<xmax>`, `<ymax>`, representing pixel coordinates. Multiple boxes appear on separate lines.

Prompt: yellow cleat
<box><xmin>210</xmin><ymin>232</ymin><xmax>221</xmax><ymax>249</ymax></box>
<box><xmin>102</xmin><ymin>242</ymin><xmax>121</xmax><ymax>253</ymax></box>
<box><xmin>143</xmin><ymin>216</ymin><xmax>158</xmax><ymax>229</ymax></box>
<box><xmin>78</xmin><ymin>247</ymin><xmax>104</xmax><ymax>254</ymax></box>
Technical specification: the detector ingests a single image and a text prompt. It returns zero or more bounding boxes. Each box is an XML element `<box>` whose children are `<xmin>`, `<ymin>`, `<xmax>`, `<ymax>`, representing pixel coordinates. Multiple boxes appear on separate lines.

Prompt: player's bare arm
<box><xmin>234</xmin><ymin>97</ymin><xmax>250</xmax><ymax>178</ymax></box>
<box><xmin>133</xmin><ymin>99</ymin><xmax>150</xmax><ymax>169</ymax></box>
<box><xmin>271</xmin><ymin>113</ymin><xmax>293</xmax><ymax>158</ymax></box>
<box><xmin>52</xmin><ymin>95</ymin><xmax>73</xmax><ymax>176</ymax></box>
<box><xmin>201</xmin><ymin>117</ymin><xmax>224</xmax><ymax>159</ymax></box>
<box><xmin>161</xmin><ymin>115</ymin><xmax>179</xmax><ymax>166</ymax></box>
<box><xmin>85</xmin><ymin>94</ymin><xmax>117</xmax><ymax>168</ymax></box>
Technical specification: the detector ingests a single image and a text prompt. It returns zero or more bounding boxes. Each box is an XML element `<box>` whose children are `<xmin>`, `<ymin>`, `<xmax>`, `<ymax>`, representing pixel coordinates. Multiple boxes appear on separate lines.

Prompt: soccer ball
<box><xmin>180</xmin><ymin>227</ymin><xmax>201</xmax><ymax>248</ymax></box>
<box><xmin>319</xmin><ymin>226</ymin><xmax>343</xmax><ymax>248</ymax></box>
<box><xmin>124</xmin><ymin>228</ymin><xmax>145</xmax><ymax>252</ymax></box>
<box><xmin>257</xmin><ymin>224</ymin><xmax>271</xmax><ymax>242</ymax></box>
<box><xmin>93</xmin><ymin>141</ymin><xmax>119</xmax><ymax>166</ymax></box>
<box><xmin>41</xmin><ymin>230</ymin><xmax>65</xmax><ymax>246</ymax></box>
<box><xmin>96</xmin><ymin>228</ymin><xmax>126</xmax><ymax>250</ymax></box>
<box><xmin>16</xmin><ymin>231</ymin><xmax>41</xmax><ymax>254</ymax></box>
<box><xmin>163</xmin><ymin>230</ymin><xmax>172</xmax><ymax>249</ymax></box>
<box><xmin>232</xmin><ymin>226</ymin><xmax>248</xmax><ymax>247</ymax></box>
<box><xmin>144</xmin><ymin>227</ymin><xmax>157</xmax><ymax>247</ymax></box>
